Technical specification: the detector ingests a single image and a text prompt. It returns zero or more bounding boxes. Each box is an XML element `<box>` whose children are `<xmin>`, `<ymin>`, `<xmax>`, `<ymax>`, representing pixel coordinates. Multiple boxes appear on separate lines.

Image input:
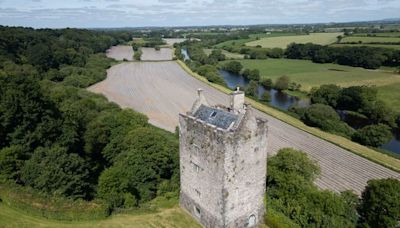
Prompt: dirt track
<box><xmin>88</xmin><ymin>61</ymin><xmax>400</xmax><ymax>195</ymax></box>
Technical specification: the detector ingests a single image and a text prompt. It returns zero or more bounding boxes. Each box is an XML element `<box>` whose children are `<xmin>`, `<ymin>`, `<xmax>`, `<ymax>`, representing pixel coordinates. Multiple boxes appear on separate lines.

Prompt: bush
<box><xmin>245</xmin><ymin>80</ymin><xmax>258</xmax><ymax>98</ymax></box>
<box><xmin>223</xmin><ymin>61</ymin><xmax>243</xmax><ymax>74</ymax></box>
<box><xmin>352</xmin><ymin>124</ymin><xmax>392</xmax><ymax>147</ymax></box>
<box><xmin>261</xmin><ymin>91</ymin><xmax>271</xmax><ymax>102</ymax></box>
<box><xmin>310</xmin><ymin>84</ymin><xmax>341</xmax><ymax>107</ymax></box>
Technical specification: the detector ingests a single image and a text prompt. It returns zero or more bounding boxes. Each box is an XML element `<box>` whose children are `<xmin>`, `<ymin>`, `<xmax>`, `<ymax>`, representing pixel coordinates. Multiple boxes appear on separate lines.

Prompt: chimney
<box><xmin>191</xmin><ymin>88</ymin><xmax>209</xmax><ymax>113</ymax></box>
<box><xmin>230</xmin><ymin>87</ymin><xmax>245</xmax><ymax>114</ymax></box>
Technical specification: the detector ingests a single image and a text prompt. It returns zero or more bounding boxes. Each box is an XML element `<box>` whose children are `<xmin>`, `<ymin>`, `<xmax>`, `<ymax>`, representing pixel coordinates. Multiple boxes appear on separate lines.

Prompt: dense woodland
<box><xmin>0</xmin><ymin>26</ymin><xmax>179</xmax><ymax>214</ymax></box>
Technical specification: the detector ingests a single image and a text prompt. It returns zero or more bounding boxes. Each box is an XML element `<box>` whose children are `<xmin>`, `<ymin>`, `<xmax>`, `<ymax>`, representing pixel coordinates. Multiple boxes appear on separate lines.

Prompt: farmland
<box><xmin>341</xmin><ymin>36</ymin><xmax>400</xmax><ymax>43</ymax></box>
<box><xmin>141</xmin><ymin>47</ymin><xmax>173</xmax><ymax>61</ymax></box>
<box><xmin>246</xmin><ymin>32</ymin><xmax>342</xmax><ymax>49</ymax></box>
<box><xmin>330</xmin><ymin>43</ymin><xmax>400</xmax><ymax>50</ymax></box>
<box><xmin>220</xmin><ymin>59</ymin><xmax>400</xmax><ymax>110</ymax></box>
<box><xmin>88</xmin><ymin>60</ymin><xmax>400</xmax><ymax>194</ymax></box>
<box><xmin>106</xmin><ymin>45</ymin><xmax>133</xmax><ymax>61</ymax></box>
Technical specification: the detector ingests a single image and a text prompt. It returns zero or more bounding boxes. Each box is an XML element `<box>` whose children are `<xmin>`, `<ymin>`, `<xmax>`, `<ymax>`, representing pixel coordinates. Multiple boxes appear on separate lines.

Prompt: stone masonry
<box><xmin>179</xmin><ymin>88</ymin><xmax>268</xmax><ymax>228</ymax></box>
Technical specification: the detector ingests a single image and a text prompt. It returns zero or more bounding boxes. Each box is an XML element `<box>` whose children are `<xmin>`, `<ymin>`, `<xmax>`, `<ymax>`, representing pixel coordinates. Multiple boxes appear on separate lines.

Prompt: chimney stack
<box><xmin>230</xmin><ymin>87</ymin><xmax>245</xmax><ymax>114</ymax></box>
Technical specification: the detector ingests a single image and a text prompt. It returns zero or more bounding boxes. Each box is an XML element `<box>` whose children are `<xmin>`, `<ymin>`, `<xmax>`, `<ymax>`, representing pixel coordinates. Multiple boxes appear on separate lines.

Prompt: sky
<box><xmin>0</xmin><ymin>0</ymin><xmax>399</xmax><ymax>28</ymax></box>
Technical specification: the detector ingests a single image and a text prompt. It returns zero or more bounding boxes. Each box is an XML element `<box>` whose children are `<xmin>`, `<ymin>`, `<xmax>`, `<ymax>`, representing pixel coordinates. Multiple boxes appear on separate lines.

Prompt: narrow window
<box><xmin>247</xmin><ymin>214</ymin><xmax>256</xmax><ymax>227</ymax></box>
<box><xmin>194</xmin><ymin>206</ymin><xmax>201</xmax><ymax>218</ymax></box>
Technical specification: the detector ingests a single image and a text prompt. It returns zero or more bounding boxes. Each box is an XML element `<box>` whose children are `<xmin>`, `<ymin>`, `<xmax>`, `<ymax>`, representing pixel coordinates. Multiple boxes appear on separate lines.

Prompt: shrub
<box><xmin>310</xmin><ymin>84</ymin><xmax>341</xmax><ymax>107</ymax></box>
<box><xmin>352</xmin><ymin>124</ymin><xmax>392</xmax><ymax>147</ymax></box>
<box><xmin>261</xmin><ymin>91</ymin><xmax>271</xmax><ymax>102</ymax></box>
<box><xmin>245</xmin><ymin>80</ymin><xmax>258</xmax><ymax>98</ymax></box>
<box><xmin>223</xmin><ymin>61</ymin><xmax>243</xmax><ymax>74</ymax></box>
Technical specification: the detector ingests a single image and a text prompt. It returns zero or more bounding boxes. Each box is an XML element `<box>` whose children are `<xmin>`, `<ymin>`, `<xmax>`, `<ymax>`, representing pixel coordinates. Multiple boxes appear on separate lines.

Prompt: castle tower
<box><xmin>179</xmin><ymin>89</ymin><xmax>268</xmax><ymax>228</ymax></box>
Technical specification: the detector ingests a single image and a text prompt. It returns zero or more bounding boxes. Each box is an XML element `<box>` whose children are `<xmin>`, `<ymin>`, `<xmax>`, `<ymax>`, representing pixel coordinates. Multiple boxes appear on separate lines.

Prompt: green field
<box><xmin>352</xmin><ymin>32</ymin><xmax>400</xmax><ymax>37</ymax></box>
<box><xmin>220</xmin><ymin>59</ymin><xmax>400</xmax><ymax>111</ymax></box>
<box><xmin>246</xmin><ymin>33</ymin><xmax>342</xmax><ymax>49</ymax></box>
<box><xmin>0</xmin><ymin>203</ymin><xmax>201</xmax><ymax>228</ymax></box>
<box><xmin>330</xmin><ymin>43</ymin><xmax>400</xmax><ymax>50</ymax></box>
<box><xmin>341</xmin><ymin>36</ymin><xmax>400</xmax><ymax>43</ymax></box>
<box><xmin>214</xmin><ymin>32</ymin><xmax>303</xmax><ymax>48</ymax></box>
<box><xmin>204</xmin><ymin>48</ymin><xmax>244</xmax><ymax>59</ymax></box>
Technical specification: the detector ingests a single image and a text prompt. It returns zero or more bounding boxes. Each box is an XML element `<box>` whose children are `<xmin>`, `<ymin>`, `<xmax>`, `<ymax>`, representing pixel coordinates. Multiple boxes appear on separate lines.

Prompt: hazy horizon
<box><xmin>0</xmin><ymin>0</ymin><xmax>400</xmax><ymax>28</ymax></box>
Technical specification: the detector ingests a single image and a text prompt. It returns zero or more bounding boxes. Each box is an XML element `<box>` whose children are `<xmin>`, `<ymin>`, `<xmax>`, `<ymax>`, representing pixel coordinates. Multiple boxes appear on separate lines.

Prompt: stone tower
<box><xmin>179</xmin><ymin>88</ymin><xmax>268</xmax><ymax>228</ymax></box>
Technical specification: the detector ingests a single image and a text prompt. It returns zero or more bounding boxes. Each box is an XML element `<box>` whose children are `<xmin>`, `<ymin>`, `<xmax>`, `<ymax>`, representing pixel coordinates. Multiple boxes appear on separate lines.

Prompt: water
<box><xmin>218</xmin><ymin>70</ymin><xmax>310</xmax><ymax>111</ymax></box>
<box><xmin>181</xmin><ymin>48</ymin><xmax>190</xmax><ymax>61</ymax></box>
<box><xmin>381</xmin><ymin>130</ymin><xmax>400</xmax><ymax>154</ymax></box>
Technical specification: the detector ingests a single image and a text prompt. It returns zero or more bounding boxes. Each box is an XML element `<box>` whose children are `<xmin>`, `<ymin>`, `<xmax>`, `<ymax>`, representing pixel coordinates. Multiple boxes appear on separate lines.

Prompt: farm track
<box><xmin>88</xmin><ymin>61</ymin><xmax>400</xmax><ymax>195</ymax></box>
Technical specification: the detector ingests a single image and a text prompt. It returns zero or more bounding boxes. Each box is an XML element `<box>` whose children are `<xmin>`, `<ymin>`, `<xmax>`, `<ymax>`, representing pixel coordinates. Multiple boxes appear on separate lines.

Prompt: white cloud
<box><xmin>0</xmin><ymin>0</ymin><xmax>399</xmax><ymax>28</ymax></box>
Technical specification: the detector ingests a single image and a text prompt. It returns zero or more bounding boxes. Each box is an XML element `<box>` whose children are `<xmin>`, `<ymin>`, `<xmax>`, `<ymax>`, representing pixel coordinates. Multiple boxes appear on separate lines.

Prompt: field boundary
<box><xmin>176</xmin><ymin>60</ymin><xmax>400</xmax><ymax>172</ymax></box>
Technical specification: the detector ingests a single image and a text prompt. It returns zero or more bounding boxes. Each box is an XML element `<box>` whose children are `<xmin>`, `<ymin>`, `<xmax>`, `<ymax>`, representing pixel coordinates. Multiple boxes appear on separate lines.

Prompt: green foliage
<box><xmin>242</xmin><ymin>68</ymin><xmax>260</xmax><ymax>81</ymax></box>
<box><xmin>261</xmin><ymin>78</ymin><xmax>273</xmax><ymax>89</ymax></box>
<box><xmin>21</xmin><ymin>146</ymin><xmax>92</xmax><ymax>199</ymax></box>
<box><xmin>352</xmin><ymin>124</ymin><xmax>393</xmax><ymax>147</ymax></box>
<box><xmin>245</xmin><ymin>80</ymin><xmax>259</xmax><ymax>98</ymax></box>
<box><xmin>358</xmin><ymin>178</ymin><xmax>400</xmax><ymax>228</ymax></box>
<box><xmin>311</xmin><ymin>84</ymin><xmax>341</xmax><ymax>107</ymax></box>
<box><xmin>196</xmin><ymin>64</ymin><xmax>225</xmax><ymax>85</ymax></box>
<box><xmin>261</xmin><ymin>91</ymin><xmax>271</xmax><ymax>102</ymax></box>
<box><xmin>0</xmin><ymin>145</ymin><xmax>26</xmax><ymax>180</ymax></box>
<box><xmin>134</xmin><ymin>50</ymin><xmax>142</xmax><ymax>61</ymax></box>
<box><xmin>274</xmin><ymin>75</ymin><xmax>290</xmax><ymax>91</ymax></box>
<box><xmin>301</xmin><ymin>104</ymin><xmax>354</xmax><ymax>137</ymax></box>
<box><xmin>223</xmin><ymin>61</ymin><xmax>243</xmax><ymax>74</ymax></box>
<box><xmin>267</xmin><ymin>148</ymin><xmax>358</xmax><ymax>228</ymax></box>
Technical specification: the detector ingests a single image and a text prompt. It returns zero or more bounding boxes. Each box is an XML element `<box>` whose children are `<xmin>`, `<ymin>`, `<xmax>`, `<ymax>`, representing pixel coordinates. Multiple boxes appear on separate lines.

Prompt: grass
<box><xmin>178</xmin><ymin>60</ymin><xmax>400</xmax><ymax>172</ymax></box>
<box><xmin>352</xmin><ymin>32</ymin><xmax>400</xmax><ymax>37</ymax></box>
<box><xmin>204</xmin><ymin>48</ymin><xmax>244</xmax><ymax>59</ymax></box>
<box><xmin>341</xmin><ymin>36</ymin><xmax>400</xmax><ymax>43</ymax></box>
<box><xmin>330</xmin><ymin>43</ymin><xmax>400</xmax><ymax>50</ymax></box>
<box><xmin>214</xmin><ymin>32</ymin><xmax>303</xmax><ymax>48</ymax></box>
<box><xmin>246</xmin><ymin>33</ymin><xmax>342</xmax><ymax>49</ymax></box>
<box><xmin>220</xmin><ymin>59</ymin><xmax>400</xmax><ymax>111</ymax></box>
<box><xmin>0</xmin><ymin>202</ymin><xmax>201</xmax><ymax>228</ymax></box>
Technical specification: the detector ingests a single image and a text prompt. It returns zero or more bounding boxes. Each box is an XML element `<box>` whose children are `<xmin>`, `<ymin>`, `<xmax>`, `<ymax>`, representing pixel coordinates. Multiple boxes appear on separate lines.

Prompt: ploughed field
<box><xmin>141</xmin><ymin>47</ymin><xmax>173</xmax><ymax>61</ymax></box>
<box><xmin>106</xmin><ymin>45</ymin><xmax>133</xmax><ymax>61</ymax></box>
<box><xmin>89</xmin><ymin>60</ymin><xmax>400</xmax><ymax>195</ymax></box>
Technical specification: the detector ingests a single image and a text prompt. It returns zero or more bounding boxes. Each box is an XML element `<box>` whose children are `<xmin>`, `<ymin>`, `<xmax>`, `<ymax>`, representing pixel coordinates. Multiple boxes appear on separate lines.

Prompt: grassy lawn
<box><xmin>377</xmin><ymin>82</ymin><xmax>400</xmax><ymax>111</ymax></box>
<box><xmin>178</xmin><ymin>60</ymin><xmax>400</xmax><ymax>172</ymax></box>
<box><xmin>330</xmin><ymin>43</ymin><xmax>400</xmax><ymax>50</ymax></box>
<box><xmin>341</xmin><ymin>36</ymin><xmax>400</xmax><ymax>43</ymax></box>
<box><xmin>246</xmin><ymin>33</ymin><xmax>342</xmax><ymax>49</ymax></box>
<box><xmin>0</xmin><ymin>202</ymin><xmax>201</xmax><ymax>228</ymax></box>
<box><xmin>204</xmin><ymin>48</ymin><xmax>244</xmax><ymax>59</ymax></box>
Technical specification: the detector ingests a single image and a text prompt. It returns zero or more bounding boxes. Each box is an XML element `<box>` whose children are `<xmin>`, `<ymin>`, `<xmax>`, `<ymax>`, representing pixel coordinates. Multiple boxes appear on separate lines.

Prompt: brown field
<box><xmin>106</xmin><ymin>45</ymin><xmax>133</xmax><ymax>61</ymax></box>
<box><xmin>164</xmin><ymin>38</ymin><xmax>186</xmax><ymax>46</ymax></box>
<box><xmin>89</xmin><ymin>61</ymin><xmax>400</xmax><ymax>195</ymax></box>
<box><xmin>141</xmin><ymin>47</ymin><xmax>173</xmax><ymax>61</ymax></box>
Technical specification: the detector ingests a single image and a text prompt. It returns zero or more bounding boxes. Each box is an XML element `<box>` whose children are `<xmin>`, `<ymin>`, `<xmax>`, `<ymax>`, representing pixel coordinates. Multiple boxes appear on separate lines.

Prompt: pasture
<box><xmin>341</xmin><ymin>36</ymin><xmax>400</xmax><ymax>43</ymax></box>
<box><xmin>246</xmin><ymin>33</ymin><xmax>342</xmax><ymax>49</ymax></box>
<box><xmin>220</xmin><ymin>59</ymin><xmax>400</xmax><ymax>110</ymax></box>
<box><xmin>88</xmin><ymin>60</ymin><xmax>400</xmax><ymax>194</ymax></box>
<box><xmin>0</xmin><ymin>203</ymin><xmax>200</xmax><ymax>228</ymax></box>
<box><xmin>204</xmin><ymin>48</ymin><xmax>244</xmax><ymax>59</ymax></box>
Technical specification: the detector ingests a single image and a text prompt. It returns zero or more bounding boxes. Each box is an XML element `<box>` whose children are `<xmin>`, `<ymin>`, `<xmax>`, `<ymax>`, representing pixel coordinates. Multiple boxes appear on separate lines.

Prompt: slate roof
<box><xmin>193</xmin><ymin>105</ymin><xmax>238</xmax><ymax>129</ymax></box>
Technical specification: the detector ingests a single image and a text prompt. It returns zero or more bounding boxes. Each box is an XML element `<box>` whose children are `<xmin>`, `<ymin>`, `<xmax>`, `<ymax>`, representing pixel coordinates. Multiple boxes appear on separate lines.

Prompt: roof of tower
<box><xmin>193</xmin><ymin>104</ymin><xmax>238</xmax><ymax>130</ymax></box>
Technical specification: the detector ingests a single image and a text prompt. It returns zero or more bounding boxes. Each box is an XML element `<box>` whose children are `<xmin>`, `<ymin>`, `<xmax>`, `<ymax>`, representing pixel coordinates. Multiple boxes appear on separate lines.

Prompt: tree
<box><xmin>358</xmin><ymin>178</ymin><xmax>400</xmax><ymax>228</ymax></box>
<box><xmin>248</xmin><ymin>69</ymin><xmax>260</xmax><ymax>81</ymax></box>
<box><xmin>261</xmin><ymin>78</ymin><xmax>273</xmax><ymax>89</ymax></box>
<box><xmin>260</xmin><ymin>91</ymin><xmax>271</xmax><ymax>102</ymax></box>
<box><xmin>352</xmin><ymin>124</ymin><xmax>392</xmax><ymax>147</ymax></box>
<box><xmin>274</xmin><ymin>75</ymin><xmax>290</xmax><ymax>91</ymax></box>
<box><xmin>245</xmin><ymin>80</ymin><xmax>259</xmax><ymax>98</ymax></box>
<box><xmin>224</xmin><ymin>61</ymin><xmax>243</xmax><ymax>74</ymax></box>
<box><xmin>21</xmin><ymin>146</ymin><xmax>92</xmax><ymax>199</ymax></box>
<box><xmin>134</xmin><ymin>50</ymin><xmax>142</xmax><ymax>61</ymax></box>
<box><xmin>310</xmin><ymin>84</ymin><xmax>341</xmax><ymax>107</ymax></box>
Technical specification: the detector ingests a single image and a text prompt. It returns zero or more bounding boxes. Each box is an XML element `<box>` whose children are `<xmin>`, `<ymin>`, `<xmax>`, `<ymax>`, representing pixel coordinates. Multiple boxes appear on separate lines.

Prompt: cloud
<box><xmin>0</xmin><ymin>0</ymin><xmax>399</xmax><ymax>28</ymax></box>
